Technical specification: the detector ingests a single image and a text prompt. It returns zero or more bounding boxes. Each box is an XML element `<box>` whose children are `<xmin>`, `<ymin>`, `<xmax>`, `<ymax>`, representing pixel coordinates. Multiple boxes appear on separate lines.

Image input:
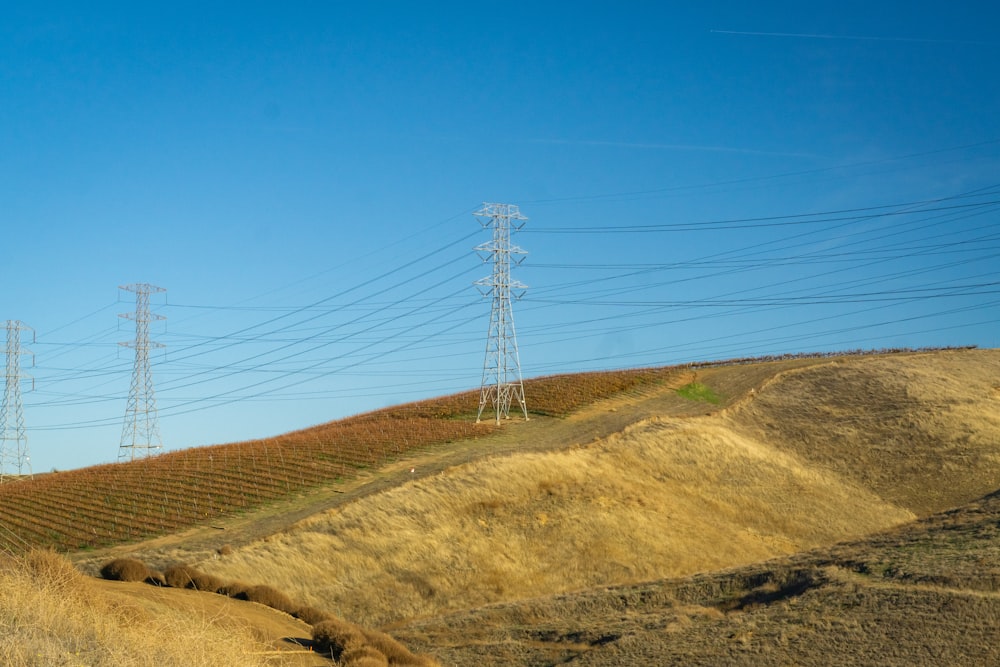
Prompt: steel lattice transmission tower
<box><xmin>119</xmin><ymin>283</ymin><xmax>166</xmax><ymax>461</ymax></box>
<box><xmin>0</xmin><ymin>320</ymin><xmax>34</xmax><ymax>482</ymax></box>
<box><xmin>474</xmin><ymin>203</ymin><xmax>529</xmax><ymax>424</ymax></box>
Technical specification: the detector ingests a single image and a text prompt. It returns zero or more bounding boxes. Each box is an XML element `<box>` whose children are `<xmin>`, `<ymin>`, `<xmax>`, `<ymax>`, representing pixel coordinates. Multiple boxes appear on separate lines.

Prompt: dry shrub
<box><xmin>243</xmin><ymin>584</ymin><xmax>297</xmax><ymax>614</ymax></box>
<box><xmin>217</xmin><ymin>544</ymin><xmax>233</xmax><ymax>556</ymax></box>
<box><xmin>342</xmin><ymin>645</ymin><xmax>388</xmax><ymax>667</ymax></box>
<box><xmin>218</xmin><ymin>581</ymin><xmax>251</xmax><ymax>598</ymax></box>
<box><xmin>294</xmin><ymin>605</ymin><xmax>332</xmax><ymax>625</ymax></box>
<box><xmin>190</xmin><ymin>572</ymin><xmax>226</xmax><ymax>593</ymax></box>
<box><xmin>21</xmin><ymin>550</ymin><xmax>82</xmax><ymax>593</ymax></box>
<box><xmin>359</xmin><ymin>627</ymin><xmax>440</xmax><ymax>666</ymax></box>
<box><xmin>163</xmin><ymin>564</ymin><xmax>200</xmax><ymax>589</ymax></box>
<box><xmin>312</xmin><ymin>618</ymin><xmax>365</xmax><ymax>660</ymax></box>
<box><xmin>100</xmin><ymin>558</ymin><xmax>152</xmax><ymax>583</ymax></box>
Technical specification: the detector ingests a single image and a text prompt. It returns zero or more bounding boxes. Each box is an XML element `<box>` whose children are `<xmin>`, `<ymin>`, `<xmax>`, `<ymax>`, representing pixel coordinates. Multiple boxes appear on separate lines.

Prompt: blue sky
<box><xmin>1</xmin><ymin>2</ymin><xmax>999</xmax><ymax>472</ymax></box>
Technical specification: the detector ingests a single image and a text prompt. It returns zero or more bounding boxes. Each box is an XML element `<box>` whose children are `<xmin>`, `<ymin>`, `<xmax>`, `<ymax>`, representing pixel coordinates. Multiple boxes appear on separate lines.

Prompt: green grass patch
<box><xmin>676</xmin><ymin>382</ymin><xmax>721</xmax><ymax>404</ymax></box>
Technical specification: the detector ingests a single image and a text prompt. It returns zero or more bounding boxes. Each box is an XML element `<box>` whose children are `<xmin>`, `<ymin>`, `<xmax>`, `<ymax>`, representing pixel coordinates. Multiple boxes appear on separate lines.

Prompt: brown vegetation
<box><xmin>98</xmin><ymin>555</ymin><xmax>438</xmax><ymax>665</ymax></box>
<box><xmin>162</xmin><ymin>563</ymin><xmax>198</xmax><ymax>589</ymax></box>
<box><xmin>313</xmin><ymin>618</ymin><xmax>367</xmax><ymax>659</ymax></box>
<box><xmin>312</xmin><ymin>618</ymin><xmax>439</xmax><ymax>667</ymax></box>
<box><xmin>391</xmin><ymin>486</ymin><xmax>1000</xmax><ymax>665</ymax></box>
<box><xmin>0</xmin><ymin>363</ymin><xmax>693</xmax><ymax>553</ymax></box>
<box><xmin>240</xmin><ymin>584</ymin><xmax>298</xmax><ymax>614</ymax></box>
<box><xmin>10</xmin><ymin>347</ymin><xmax>998</xmax><ymax>665</ymax></box>
<box><xmin>194</xmin><ymin>349</ymin><xmax>1000</xmax><ymax>634</ymax></box>
<box><xmin>99</xmin><ymin>557</ymin><xmax>158</xmax><ymax>583</ymax></box>
<box><xmin>0</xmin><ymin>551</ymin><xmax>271</xmax><ymax>666</ymax></box>
<box><xmin>294</xmin><ymin>604</ymin><xmax>333</xmax><ymax>625</ymax></box>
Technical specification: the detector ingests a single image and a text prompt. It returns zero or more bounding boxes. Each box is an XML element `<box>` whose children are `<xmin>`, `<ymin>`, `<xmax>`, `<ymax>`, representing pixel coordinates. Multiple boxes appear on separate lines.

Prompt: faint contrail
<box><xmin>710</xmin><ymin>29</ymin><xmax>995</xmax><ymax>46</ymax></box>
<box><xmin>530</xmin><ymin>138</ymin><xmax>818</xmax><ymax>159</ymax></box>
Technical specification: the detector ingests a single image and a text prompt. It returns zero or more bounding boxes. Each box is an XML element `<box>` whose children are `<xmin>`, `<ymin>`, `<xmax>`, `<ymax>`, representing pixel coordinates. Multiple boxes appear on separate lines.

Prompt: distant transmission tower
<box><xmin>0</xmin><ymin>321</ymin><xmax>34</xmax><ymax>482</ymax></box>
<box><xmin>119</xmin><ymin>283</ymin><xmax>166</xmax><ymax>461</ymax></box>
<box><xmin>474</xmin><ymin>203</ymin><xmax>529</xmax><ymax>424</ymax></box>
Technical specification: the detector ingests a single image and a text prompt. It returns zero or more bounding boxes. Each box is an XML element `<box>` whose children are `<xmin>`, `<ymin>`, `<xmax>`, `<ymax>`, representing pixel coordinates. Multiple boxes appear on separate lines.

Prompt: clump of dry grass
<box><xmin>311</xmin><ymin>618</ymin><xmax>441</xmax><ymax>666</ymax></box>
<box><xmin>313</xmin><ymin>618</ymin><xmax>367</xmax><ymax>660</ymax></box>
<box><xmin>190</xmin><ymin>571</ymin><xmax>226</xmax><ymax>593</ymax></box>
<box><xmin>0</xmin><ymin>550</ymin><xmax>270</xmax><ymax>666</ymax></box>
<box><xmin>240</xmin><ymin>584</ymin><xmax>297</xmax><ymax>614</ymax></box>
<box><xmin>217</xmin><ymin>580</ymin><xmax>251</xmax><ymax>598</ymax></box>
<box><xmin>159</xmin><ymin>563</ymin><xmax>223</xmax><ymax>592</ymax></box>
<box><xmin>100</xmin><ymin>557</ymin><xmax>165</xmax><ymax>585</ymax></box>
<box><xmin>294</xmin><ymin>604</ymin><xmax>332</xmax><ymax>624</ymax></box>
<box><xmin>163</xmin><ymin>563</ymin><xmax>199</xmax><ymax>589</ymax></box>
<box><xmin>358</xmin><ymin>626</ymin><xmax>440</xmax><ymax>666</ymax></box>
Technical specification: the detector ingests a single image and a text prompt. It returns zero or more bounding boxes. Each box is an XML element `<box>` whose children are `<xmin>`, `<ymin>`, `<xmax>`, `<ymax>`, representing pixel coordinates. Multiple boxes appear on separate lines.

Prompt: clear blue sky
<box><xmin>2</xmin><ymin>2</ymin><xmax>998</xmax><ymax>472</ymax></box>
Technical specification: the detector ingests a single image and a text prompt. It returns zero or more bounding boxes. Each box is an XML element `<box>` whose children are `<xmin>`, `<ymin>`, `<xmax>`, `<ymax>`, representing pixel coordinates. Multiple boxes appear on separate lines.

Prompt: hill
<box><xmin>389</xmin><ymin>486</ymin><xmax>1000</xmax><ymax>666</ymax></box>
<box><xmin>3</xmin><ymin>347</ymin><xmax>998</xmax><ymax>665</ymax></box>
<box><xmin>0</xmin><ymin>365</ymin><xmax>684</xmax><ymax>554</ymax></box>
<box><xmin>186</xmin><ymin>349</ymin><xmax>1000</xmax><ymax>631</ymax></box>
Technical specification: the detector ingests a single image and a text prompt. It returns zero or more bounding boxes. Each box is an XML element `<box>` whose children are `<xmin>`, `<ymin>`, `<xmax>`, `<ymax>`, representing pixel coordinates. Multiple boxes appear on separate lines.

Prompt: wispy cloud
<box><xmin>710</xmin><ymin>29</ymin><xmax>996</xmax><ymax>47</ymax></box>
<box><xmin>529</xmin><ymin>138</ymin><xmax>819</xmax><ymax>159</ymax></box>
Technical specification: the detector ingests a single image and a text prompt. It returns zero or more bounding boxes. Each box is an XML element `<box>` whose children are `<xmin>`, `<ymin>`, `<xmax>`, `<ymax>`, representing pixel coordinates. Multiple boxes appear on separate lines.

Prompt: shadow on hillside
<box><xmin>719</xmin><ymin>569</ymin><xmax>826</xmax><ymax>612</ymax></box>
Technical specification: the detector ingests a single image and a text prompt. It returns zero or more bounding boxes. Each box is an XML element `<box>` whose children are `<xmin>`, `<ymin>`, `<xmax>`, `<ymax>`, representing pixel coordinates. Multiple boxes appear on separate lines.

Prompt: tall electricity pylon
<box><xmin>474</xmin><ymin>203</ymin><xmax>529</xmax><ymax>424</ymax></box>
<box><xmin>119</xmin><ymin>283</ymin><xmax>166</xmax><ymax>461</ymax></box>
<box><xmin>0</xmin><ymin>320</ymin><xmax>34</xmax><ymax>482</ymax></box>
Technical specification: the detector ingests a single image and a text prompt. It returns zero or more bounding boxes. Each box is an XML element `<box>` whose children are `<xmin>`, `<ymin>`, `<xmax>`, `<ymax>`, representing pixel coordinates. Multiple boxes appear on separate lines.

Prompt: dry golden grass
<box><xmin>0</xmin><ymin>550</ymin><xmax>271</xmax><ymax>667</ymax></box>
<box><xmin>391</xmin><ymin>486</ymin><xmax>1000</xmax><ymax>666</ymax></box>
<box><xmin>94</xmin><ymin>555</ymin><xmax>440</xmax><ymax>666</ymax></box>
<box><xmin>726</xmin><ymin>349</ymin><xmax>1000</xmax><ymax>514</ymax></box>
<box><xmin>197</xmin><ymin>350</ymin><xmax>1000</xmax><ymax>631</ymax></box>
<box><xmin>42</xmin><ymin>349</ymin><xmax>998</xmax><ymax>665</ymax></box>
<box><xmin>199</xmin><ymin>413</ymin><xmax>914</xmax><ymax>626</ymax></box>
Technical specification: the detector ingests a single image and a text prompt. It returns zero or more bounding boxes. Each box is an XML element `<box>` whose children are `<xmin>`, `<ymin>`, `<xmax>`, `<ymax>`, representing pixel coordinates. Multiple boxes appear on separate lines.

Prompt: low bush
<box><xmin>163</xmin><ymin>564</ymin><xmax>200</xmax><ymax>589</ymax></box>
<box><xmin>359</xmin><ymin>627</ymin><xmax>440</xmax><ymax>666</ymax></box>
<box><xmin>191</xmin><ymin>572</ymin><xmax>227</xmax><ymax>592</ymax></box>
<box><xmin>242</xmin><ymin>584</ymin><xmax>297</xmax><ymax>615</ymax></box>
<box><xmin>217</xmin><ymin>581</ymin><xmax>250</xmax><ymax>598</ymax></box>
<box><xmin>99</xmin><ymin>558</ymin><xmax>151</xmax><ymax>583</ymax></box>
<box><xmin>312</xmin><ymin>619</ymin><xmax>365</xmax><ymax>660</ymax></box>
<box><xmin>294</xmin><ymin>605</ymin><xmax>332</xmax><ymax>625</ymax></box>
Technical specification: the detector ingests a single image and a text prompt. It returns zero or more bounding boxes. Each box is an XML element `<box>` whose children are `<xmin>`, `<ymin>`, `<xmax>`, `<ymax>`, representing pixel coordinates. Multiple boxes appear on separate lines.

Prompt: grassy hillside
<box><xmin>3</xmin><ymin>347</ymin><xmax>998</xmax><ymax>666</ymax></box>
<box><xmin>0</xmin><ymin>366</ymin><xmax>683</xmax><ymax>553</ymax></box>
<box><xmin>195</xmin><ymin>349</ymin><xmax>1000</xmax><ymax>630</ymax></box>
<box><xmin>196</xmin><ymin>417</ymin><xmax>914</xmax><ymax>626</ymax></box>
<box><xmin>0</xmin><ymin>550</ymin><xmax>276</xmax><ymax>667</ymax></box>
<box><xmin>390</xmin><ymin>486</ymin><xmax>1000</xmax><ymax>666</ymax></box>
<box><xmin>725</xmin><ymin>351</ymin><xmax>1000</xmax><ymax>514</ymax></box>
